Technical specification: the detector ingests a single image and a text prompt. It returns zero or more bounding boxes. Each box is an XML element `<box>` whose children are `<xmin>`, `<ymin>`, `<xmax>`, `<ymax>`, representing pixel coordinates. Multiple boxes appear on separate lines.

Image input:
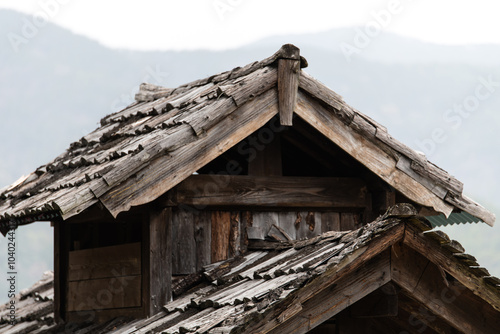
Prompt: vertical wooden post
<box><xmin>277</xmin><ymin>45</ymin><xmax>301</xmax><ymax>126</ymax></box>
<box><xmin>53</xmin><ymin>220</ymin><xmax>61</xmax><ymax>323</ymax></box>
<box><xmin>53</xmin><ymin>219</ymin><xmax>69</xmax><ymax>322</ymax></box>
<box><xmin>144</xmin><ymin>206</ymin><xmax>172</xmax><ymax>316</ymax></box>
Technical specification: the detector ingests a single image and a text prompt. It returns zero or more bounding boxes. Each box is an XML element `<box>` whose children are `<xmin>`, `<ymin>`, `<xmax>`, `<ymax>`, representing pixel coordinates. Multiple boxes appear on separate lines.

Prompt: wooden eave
<box><xmin>0</xmin><ymin>44</ymin><xmax>494</xmax><ymax>227</ymax></box>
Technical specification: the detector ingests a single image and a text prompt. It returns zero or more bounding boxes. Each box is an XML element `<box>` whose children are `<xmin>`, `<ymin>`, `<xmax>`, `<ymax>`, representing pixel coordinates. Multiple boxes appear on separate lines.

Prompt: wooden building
<box><xmin>0</xmin><ymin>44</ymin><xmax>499</xmax><ymax>333</ymax></box>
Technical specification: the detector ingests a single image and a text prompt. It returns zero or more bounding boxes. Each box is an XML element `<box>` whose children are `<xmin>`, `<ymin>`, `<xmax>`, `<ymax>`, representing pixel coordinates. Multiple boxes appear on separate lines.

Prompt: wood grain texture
<box><xmin>294</xmin><ymin>90</ymin><xmax>454</xmax><ymax>218</ymax></box>
<box><xmin>172</xmin><ymin>175</ymin><xmax>368</xmax><ymax>209</ymax></box>
<box><xmin>67</xmin><ymin>275</ymin><xmax>141</xmax><ymax>311</ymax></box>
<box><xmin>194</xmin><ymin>211</ymin><xmax>211</xmax><ymax>271</ymax></box>
<box><xmin>392</xmin><ymin>242</ymin><xmax>500</xmax><ymax>334</ymax></box>
<box><xmin>68</xmin><ymin>243</ymin><xmax>141</xmax><ymax>281</ymax></box>
<box><xmin>211</xmin><ymin>211</ymin><xmax>231</xmax><ymax>262</ymax></box>
<box><xmin>100</xmin><ymin>88</ymin><xmax>279</xmax><ymax>218</ymax></box>
<box><xmin>321</xmin><ymin>212</ymin><xmax>340</xmax><ymax>233</ymax></box>
<box><xmin>172</xmin><ymin>209</ymin><xmax>196</xmax><ymax>275</ymax></box>
<box><xmin>403</xmin><ymin>223</ymin><xmax>500</xmax><ymax>313</ymax></box>
<box><xmin>278</xmin><ymin>58</ymin><xmax>300</xmax><ymax>126</ymax></box>
<box><xmin>244</xmin><ymin>224</ymin><xmax>405</xmax><ymax>333</ymax></box>
<box><xmin>251</xmin><ymin>252</ymin><xmax>392</xmax><ymax>334</ymax></box>
<box><xmin>147</xmin><ymin>207</ymin><xmax>172</xmax><ymax>314</ymax></box>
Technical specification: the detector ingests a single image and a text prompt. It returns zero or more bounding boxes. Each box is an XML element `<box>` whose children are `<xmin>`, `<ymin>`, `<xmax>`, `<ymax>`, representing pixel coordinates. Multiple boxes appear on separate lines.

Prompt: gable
<box><xmin>0</xmin><ymin>44</ymin><xmax>494</xmax><ymax>231</ymax></box>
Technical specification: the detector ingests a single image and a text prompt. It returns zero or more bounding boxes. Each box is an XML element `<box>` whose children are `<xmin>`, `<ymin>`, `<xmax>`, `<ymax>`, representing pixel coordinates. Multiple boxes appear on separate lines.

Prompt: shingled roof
<box><xmin>2</xmin><ymin>205</ymin><xmax>500</xmax><ymax>333</ymax></box>
<box><xmin>0</xmin><ymin>44</ymin><xmax>495</xmax><ymax>232</ymax></box>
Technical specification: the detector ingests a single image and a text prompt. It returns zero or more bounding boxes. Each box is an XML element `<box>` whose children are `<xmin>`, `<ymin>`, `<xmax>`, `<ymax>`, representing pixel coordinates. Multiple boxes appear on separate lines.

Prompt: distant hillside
<box><xmin>0</xmin><ymin>9</ymin><xmax>499</xmax><ymax>294</ymax></box>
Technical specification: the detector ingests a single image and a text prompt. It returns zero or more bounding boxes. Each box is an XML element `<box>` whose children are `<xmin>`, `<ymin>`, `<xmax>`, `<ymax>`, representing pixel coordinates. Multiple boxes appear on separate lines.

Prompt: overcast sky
<box><xmin>1</xmin><ymin>0</ymin><xmax>500</xmax><ymax>50</ymax></box>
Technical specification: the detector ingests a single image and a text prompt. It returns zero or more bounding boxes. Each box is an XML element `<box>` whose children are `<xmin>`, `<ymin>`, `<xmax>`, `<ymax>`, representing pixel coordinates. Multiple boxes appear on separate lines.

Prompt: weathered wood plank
<box><xmin>99</xmin><ymin>88</ymin><xmax>279</xmax><ymax>218</ymax></box>
<box><xmin>67</xmin><ymin>275</ymin><xmax>141</xmax><ymax>311</ymax></box>
<box><xmin>173</xmin><ymin>175</ymin><xmax>368</xmax><ymax>208</ymax></box>
<box><xmin>194</xmin><ymin>211</ymin><xmax>211</xmax><ymax>271</ymax></box>
<box><xmin>245</xmin><ymin>224</ymin><xmax>405</xmax><ymax>333</ymax></box>
<box><xmin>444</xmin><ymin>192</ymin><xmax>495</xmax><ymax>227</ymax></box>
<box><xmin>296</xmin><ymin>211</ymin><xmax>321</xmax><ymax>240</ymax></box>
<box><xmin>147</xmin><ymin>207</ymin><xmax>172</xmax><ymax>314</ymax></box>
<box><xmin>392</xmin><ymin>242</ymin><xmax>500</xmax><ymax>334</ymax></box>
<box><xmin>229</xmin><ymin>212</ymin><xmax>240</xmax><ymax>257</ymax></box>
<box><xmin>211</xmin><ymin>211</ymin><xmax>231</xmax><ymax>262</ymax></box>
<box><xmin>298</xmin><ymin>73</ymin><xmax>350</xmax><ymax>122</ymax></box>
<box><xmin>294</xmin><ymin>91</ymin><xmax>454</xmax><ymax>218</ymax></box>
<box><xmin>252</xmin><ymin>252</ymin><xmax>392</xmax><ymax>334</ymax></box>
<box><xmin>278</xmin><ymin>58</ymin><xmax>300</xmax><ymax>126</ymax></box>
<box><xmin>68</xmin><ymin>243</ymin><xmax>141</xmax><ymax>281</ymax></box>
<box><xmin>403</xmin><ymin>223</ymin><xmax>500</xmax><ymax>312</ymax></box>
<box><xmin>172</xmin><ymin>210</ymin><xmax>196</xmax><ymax>275</ymax></box>
<box><xmin>397</xmin><ymin>292</ymin><xmax>461</xmax><ymax>334</ymax></box>
<box><xmin>252</xmin><ymin>211</ymin><xmax>279</xmax><ymax>240</ymax></box>
<box><xmin>340</xmin><ymin>212</ymin><xmax>361</xmax><ymax>231</ymax></box>
<box><xmin>410</xmin><ymin>160</ymin><xmax>463</xmax><ymax>195</ymax></box>
<box><xmin>396</xmin><ymin>155</ymin><xmax>448</xmax><ymax>199</ymax></box>
<box><xmin>278</xmin><ymin>211</ymin><xmax>297</xmax><ymax>240</ymax></box>
<box><xmin>321</xmin><ymin>212</ymin><xmax>340</xmax><ymax>233</ymax></box>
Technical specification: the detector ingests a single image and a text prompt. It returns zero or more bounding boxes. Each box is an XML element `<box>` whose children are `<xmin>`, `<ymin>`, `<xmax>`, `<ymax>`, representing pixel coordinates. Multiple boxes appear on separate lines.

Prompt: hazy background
<box><xmin>0</xmin><ymin>0</ymin><xmax>499</xmax><ymax>298</ymax></box>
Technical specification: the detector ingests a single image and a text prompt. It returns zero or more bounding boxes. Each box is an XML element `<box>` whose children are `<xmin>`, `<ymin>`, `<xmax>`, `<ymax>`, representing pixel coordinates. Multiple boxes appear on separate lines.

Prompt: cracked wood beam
<box><xmin>277</xmin><ymin>46</ymin><xmax>300</xmax><ymax>126</ymax></box>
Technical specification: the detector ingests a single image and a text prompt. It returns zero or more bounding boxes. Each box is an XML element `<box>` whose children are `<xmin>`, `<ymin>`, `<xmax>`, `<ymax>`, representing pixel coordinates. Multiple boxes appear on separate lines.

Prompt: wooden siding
<box><xmin>171</xmin><ymin>208</ymin><xmax>362</xmax><ymax>275</ymax></box>
<box><xmin>67</xmin><ymin>242</ymin><xmax>141</xmax><ymax>312</ymax></box>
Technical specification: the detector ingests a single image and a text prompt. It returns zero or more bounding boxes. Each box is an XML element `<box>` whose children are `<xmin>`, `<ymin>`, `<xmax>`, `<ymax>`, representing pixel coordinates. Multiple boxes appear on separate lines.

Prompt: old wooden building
<box><xmin>1</xmin><ymin>44</ymin><xmax>499</xmax><ymax>333</ymax></box>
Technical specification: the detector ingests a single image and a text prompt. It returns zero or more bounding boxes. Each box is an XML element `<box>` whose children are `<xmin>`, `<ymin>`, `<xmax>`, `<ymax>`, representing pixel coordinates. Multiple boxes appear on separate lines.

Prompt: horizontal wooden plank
<box><xmin>171</xmin><ymin>175</ymin><xmax>368</xmax><ymax>208</ymax></box>
<box><xmin>68</xmin><ymin>242</ymin><xmax>141</xmax><ymax>281</ymax></box>
<box><xmin>67</xmin><ymin>275</ymin><xmax>141</xmax><ymax>311</ymax></box>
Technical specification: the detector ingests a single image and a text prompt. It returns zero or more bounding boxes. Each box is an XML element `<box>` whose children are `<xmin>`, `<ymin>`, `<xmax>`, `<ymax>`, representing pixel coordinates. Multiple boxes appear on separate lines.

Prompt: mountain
<box><xmin>0</xmin><ymin>9</ymin><xmax>499</xmax><ymax>294</ymax></box>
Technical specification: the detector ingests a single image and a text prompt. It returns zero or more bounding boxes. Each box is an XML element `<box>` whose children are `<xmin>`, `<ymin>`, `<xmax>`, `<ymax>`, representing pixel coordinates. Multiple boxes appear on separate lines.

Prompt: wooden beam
<box><xmin>392</xmin><ymin>242</ymin><xmax>500</xmax><ymax>334</ymax></box>
<box><xmin>169</xmin><ymin>175</ymin><xmax>368</xmax><ymax>209</ymax></box>
<box><xmin>294</xmin><ymin>90</ymin><xmax>454</xmax><ymax>218</ymax></box>
<box><xmin>403</xmin><ymin>223</ymin><xmax>500</xmax><ymax>313</ymax></box>
<box><xmin>278</xmin><ymin>58</ymin><xmax>300</xmax><ymax>126</ymax></box>
<box><xmin>398</xmin><ymin>292</ymin><xmax>461</xmax><ymax>334</ymax></box>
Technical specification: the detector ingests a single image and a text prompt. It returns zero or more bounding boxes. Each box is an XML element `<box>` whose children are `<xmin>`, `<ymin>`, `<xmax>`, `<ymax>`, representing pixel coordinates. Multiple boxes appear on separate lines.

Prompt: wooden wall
<box><xmin>171</xmin><ymin>208</ymin><xmax>362</xmax><ymax>275</ymax></box>
<box><xmin>67</xmin><ymin>242</ymin><xmax>142</xmax><ymax>312</ymax></box>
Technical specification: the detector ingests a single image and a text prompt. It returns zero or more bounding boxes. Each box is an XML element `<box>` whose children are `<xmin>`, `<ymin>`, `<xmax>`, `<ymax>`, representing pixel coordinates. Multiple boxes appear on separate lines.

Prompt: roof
<box><xmin>0</xmin><ymin>44</ymin><xmax>495</xmax><ymax>231</ymax></box>
<box><xmin>2</xmin><ymin>204</ymin><xmax>500</xmax><ymax>333</ymax></box>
